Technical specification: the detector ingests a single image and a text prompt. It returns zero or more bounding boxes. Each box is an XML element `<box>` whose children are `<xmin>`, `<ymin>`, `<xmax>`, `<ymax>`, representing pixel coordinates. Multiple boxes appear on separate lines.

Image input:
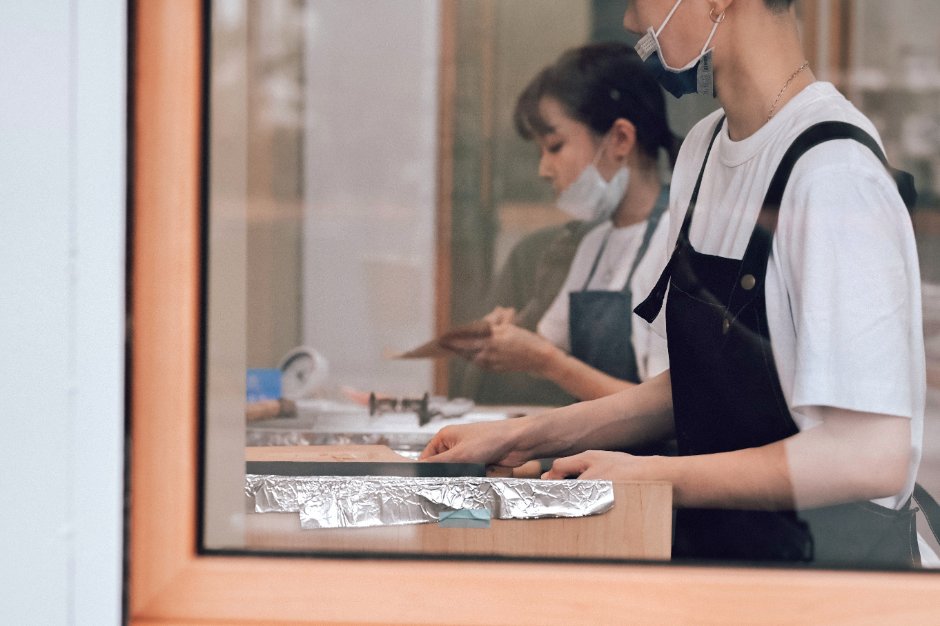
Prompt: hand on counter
<box><xmin>419</xmin><ymin>418</ymin><xmax>531</xmax><ymax>472</ymax></box>
<box><xmin>541</xmin><ymin>450</ymin><xmax>667</xmax><ymax>482</ymax></box>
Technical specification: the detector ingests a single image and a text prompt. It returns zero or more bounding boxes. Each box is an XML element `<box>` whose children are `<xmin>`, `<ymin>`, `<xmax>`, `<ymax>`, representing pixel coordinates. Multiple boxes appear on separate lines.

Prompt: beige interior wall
<box><xmin>204</xmin><ymin>0</ymin><xmax>249</xmax><ymax>548</ymax></box>
<box><xmin>244</xmin><ymin>0</ymin><xmax>304</xmax><ymax>370</ymax></box>
<box><xmin>490</xmin><ymin>2</ymin><xmax>591</xmax><ymax>271</ymax></box>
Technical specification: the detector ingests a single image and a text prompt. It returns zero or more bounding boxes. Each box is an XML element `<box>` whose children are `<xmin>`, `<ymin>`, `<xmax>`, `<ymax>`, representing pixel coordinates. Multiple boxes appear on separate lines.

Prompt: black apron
<box><xmin>568</xmin><ymin>190</ymin><xmax>667</xmax><ymax>383</ymax></box>
<box><xmin>634</xmin><ymin>117</ymin><xmax>920</xmax><ymax>566</ymax></box>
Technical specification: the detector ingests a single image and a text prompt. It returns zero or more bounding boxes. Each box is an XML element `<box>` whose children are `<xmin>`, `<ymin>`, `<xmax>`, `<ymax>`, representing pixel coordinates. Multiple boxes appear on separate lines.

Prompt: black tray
<box><xmin>245</xmin><ymin>460</ymin><xmax>486</xmax><ymax>478</ymax></box>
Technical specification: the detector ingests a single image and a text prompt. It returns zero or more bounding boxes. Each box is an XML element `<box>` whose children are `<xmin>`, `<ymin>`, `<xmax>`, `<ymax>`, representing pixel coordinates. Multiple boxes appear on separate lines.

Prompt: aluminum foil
<box><xmin>245</xmin><ymin>428</ymin><xmax>431</xmax><ymax>451</ymax></box>
<box><xmin>245</xmin><ymin>474</ymin><xmax>614</xmax><ymax>529</ymax></box>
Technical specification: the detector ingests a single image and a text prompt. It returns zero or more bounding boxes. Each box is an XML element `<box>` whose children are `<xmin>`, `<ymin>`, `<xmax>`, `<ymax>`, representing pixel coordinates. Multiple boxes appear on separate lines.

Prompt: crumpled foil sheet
<box><xmin>246</xmin><ymin>429</ymin><xmax>430</xmax><ymax>451</ymax></box>
<box><xmin>245</xmin><ymin>474</ymin><xmax>614</xmax><ymax>529</ymax></box>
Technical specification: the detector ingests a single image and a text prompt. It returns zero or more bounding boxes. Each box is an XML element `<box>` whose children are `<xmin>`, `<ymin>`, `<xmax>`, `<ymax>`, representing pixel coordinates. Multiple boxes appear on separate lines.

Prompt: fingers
<box><xmin>419</xmin><ymin>434</ymin><xmax>450</xmax><ymax>460</ymax></box>
<box><xmin>421</xmin><ymin>449</ymin><xmax>457</xmax><ymax>464</ymax></box>
<box><xmin>419</xmin><ymin>426</ymin><xmax>467</xmax><ymax>463</ymax></box>
<box><xmin>495</xmin><ymin>307</ymin><xmax>515</xmax><ymax>325</ymax></box>
<box><xmin>486</xmin><ymin>465</ymin><xmax>513</xmax><ymax>478</ymax></box>
<box><xmin>442</xmin><ymin>337</ymin><xmax>487</xmax><ymax>354</ymax></box>
<box><xmin>420</xmin><ymin>446</ymin><xmax>460</xmax><ymax>463</ymax></box>
<box><xmin>511</xmin><ymin>460</ymin><xmax>543</xmax><ymax>478</ymax></box>
<box><xmin>442</xmin><ymin>335</ymin><xmax>490</xmax><ymax>363</ymax></box>
<box><xmin>472</xmin><ymin>350</ymin><xmax>496</xmax><ymax>370</ymax></box>
<box><xmin>484</xmin><ymin>306</ymin><xmax>515</xmax><ymax>325</ymax></box>
<box><xmin>540</xmin><ymin>453</ymin><xmax>590</xmax><ymax>480</ymax></box>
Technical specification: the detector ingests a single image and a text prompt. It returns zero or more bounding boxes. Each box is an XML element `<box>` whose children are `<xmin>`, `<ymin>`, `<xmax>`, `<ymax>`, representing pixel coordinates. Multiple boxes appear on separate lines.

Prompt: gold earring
<box><xmin>709</xmin><ymin>7</ymin><xmax>726</xmax><ymax>23</ymax></box>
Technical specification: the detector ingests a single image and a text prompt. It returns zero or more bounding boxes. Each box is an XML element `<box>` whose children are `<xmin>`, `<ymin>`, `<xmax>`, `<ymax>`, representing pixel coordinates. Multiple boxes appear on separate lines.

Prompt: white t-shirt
<box><xmin>537</xmin><ymin>211</ymin><xmax>671</xmax><ymax>383</ymax></box>
<box><xmin>661</xmin><ymin>82</ymin><xmax>924</xmax><ymax>509</ymax></box>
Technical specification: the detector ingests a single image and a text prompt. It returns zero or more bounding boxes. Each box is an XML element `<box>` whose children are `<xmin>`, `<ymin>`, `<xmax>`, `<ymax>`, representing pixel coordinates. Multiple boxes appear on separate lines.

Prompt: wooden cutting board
<box><xmin>245</xmin><ymin>444</ymin><xmax>412</xmax><ymax>463</ymax></box>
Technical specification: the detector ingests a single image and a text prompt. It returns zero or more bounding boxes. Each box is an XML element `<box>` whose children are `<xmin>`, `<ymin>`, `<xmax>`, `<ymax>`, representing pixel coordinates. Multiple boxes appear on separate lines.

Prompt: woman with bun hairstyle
<box><xmin>453</xmin><ymin>42</ymin><xmax>679</xmax><ymax>406</ymax></box>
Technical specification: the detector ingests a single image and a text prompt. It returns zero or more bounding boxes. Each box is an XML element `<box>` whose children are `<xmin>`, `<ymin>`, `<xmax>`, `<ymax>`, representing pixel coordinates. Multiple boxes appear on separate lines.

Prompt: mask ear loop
<box><xmin>653</xmin><ymin>0</ymin><xmax>723</xmax><ymax>67</ymax></box>
<box><xmin>655</xmin><ymin>0</ymin><xmax>685</xmax><ymax>37</ymax></box>
<box><xmin>698</xmin><ymin>14</ymin><xmax>723</xmax><ymax>56</ymax></box>
<box><xmin>590</xmin><ymin>127</ymin><xmax>622</xmax><ymax>177</ymax></box>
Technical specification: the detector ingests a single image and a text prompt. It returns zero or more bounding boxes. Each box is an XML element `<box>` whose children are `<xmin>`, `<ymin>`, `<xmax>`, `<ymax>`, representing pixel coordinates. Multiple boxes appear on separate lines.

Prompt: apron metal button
<box><xmin>722</xmin><ymin>317</ymin><xmax>731</xmax><ymax>334</ymax></box>
<box><xmin>740</xmin><ymin>274</ymin><xmax>756</xmax><ymax>290</ymax></box>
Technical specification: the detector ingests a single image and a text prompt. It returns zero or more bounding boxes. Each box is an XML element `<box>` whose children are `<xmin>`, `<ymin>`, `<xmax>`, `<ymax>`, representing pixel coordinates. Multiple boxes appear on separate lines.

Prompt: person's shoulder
<box><xmin>779</xmin><ymin>87</ymin><xmax>909</xmax><ymax>225</ymax></box>
<box><xmin>775</xmin><ymin>82</ymin><xmax>882</xmax><ymax>150</ymax></box>
<box><xmin>510</xmin><ymin>221</ymin><xmax>576</xmax><ymax>254</ymax></box>
<box><xmin>770</xmin><ymin>82</ymin><xmax>893</xmax><ymax>188</ymax></box>
<box><xmin>508</xmin><ymin>219</ymin><xmax>606</xmax><ymax>272</ymax></box>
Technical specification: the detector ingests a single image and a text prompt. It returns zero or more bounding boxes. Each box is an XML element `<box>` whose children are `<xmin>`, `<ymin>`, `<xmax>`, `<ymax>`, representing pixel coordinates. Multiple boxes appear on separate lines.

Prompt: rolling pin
<box><xmin>245</xmin><ymin>398</ymin><xmax>297</xmax><ymax>422</ymax></box>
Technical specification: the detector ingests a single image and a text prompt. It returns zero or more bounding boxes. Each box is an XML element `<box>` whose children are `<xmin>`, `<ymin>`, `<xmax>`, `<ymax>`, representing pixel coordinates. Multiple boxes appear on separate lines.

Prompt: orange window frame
<box><xmin>129</xmin><ymin>1</ymin><xmax>940</xmax><ymax>623</ymax></box>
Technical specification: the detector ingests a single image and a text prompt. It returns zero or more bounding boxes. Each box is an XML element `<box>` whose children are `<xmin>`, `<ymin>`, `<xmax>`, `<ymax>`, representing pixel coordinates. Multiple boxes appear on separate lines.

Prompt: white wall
<box><xmin>0</xmin><ymin>1</ymin><xmax>126</xmax><ymax>624</ymax></box>
<box><xmin>302</xmin><ymin>0</ymin><xmax>439</xmax><ymax>396</ymax></box>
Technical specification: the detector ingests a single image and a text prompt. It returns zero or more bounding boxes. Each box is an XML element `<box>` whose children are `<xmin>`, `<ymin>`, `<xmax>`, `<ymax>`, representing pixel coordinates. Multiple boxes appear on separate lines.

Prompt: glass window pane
<box><xmin>203</xmin><ymin>0</ymin><xmax>940</xmax><ymax>570</ymax></box>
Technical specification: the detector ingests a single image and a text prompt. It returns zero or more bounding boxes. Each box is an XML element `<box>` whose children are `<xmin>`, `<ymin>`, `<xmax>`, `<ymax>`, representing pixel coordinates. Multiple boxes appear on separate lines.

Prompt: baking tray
<box><xmin>245</xmin><ymin>460</ymin><xmax>486</xmax><ymax>478</ymax></box>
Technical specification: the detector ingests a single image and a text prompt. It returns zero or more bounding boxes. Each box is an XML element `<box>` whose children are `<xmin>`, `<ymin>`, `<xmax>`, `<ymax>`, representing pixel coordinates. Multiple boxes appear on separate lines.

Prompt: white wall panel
<box><xmin>0</xmin><ymin>1</ymin><xmax>125</xmax><ymax>623</ymax></box>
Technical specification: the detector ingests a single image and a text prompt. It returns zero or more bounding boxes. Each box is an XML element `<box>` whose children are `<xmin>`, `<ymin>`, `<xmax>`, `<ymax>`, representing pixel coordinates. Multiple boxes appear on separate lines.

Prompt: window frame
<box><xmin>129</xmin><ymin>1</ymin><xmax>940</xmax><ymax>622</ymax></box>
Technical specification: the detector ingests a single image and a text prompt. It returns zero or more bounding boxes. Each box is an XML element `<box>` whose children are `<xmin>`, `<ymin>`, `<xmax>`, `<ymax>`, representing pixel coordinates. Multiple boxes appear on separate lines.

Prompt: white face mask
<box><xmin>556</xmin><ymin>137</ymin><xmax>630</xmax><ymax>221</ymax></box>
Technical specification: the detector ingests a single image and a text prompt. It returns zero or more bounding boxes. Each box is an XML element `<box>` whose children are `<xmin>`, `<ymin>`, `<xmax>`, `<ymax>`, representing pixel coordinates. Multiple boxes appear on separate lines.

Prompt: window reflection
<box><xmin>205</xmin><ymin>0</ymin><xmax>940</xmax><ymax>568</ymax></box>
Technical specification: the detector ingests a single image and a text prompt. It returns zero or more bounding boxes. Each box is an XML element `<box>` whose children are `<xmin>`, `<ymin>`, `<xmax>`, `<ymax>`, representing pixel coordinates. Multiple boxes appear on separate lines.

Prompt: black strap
<box><xmin>634</xmin><ymin>116</ymin><xmax>726</xmax><ymax>324</ymax></box>
<box><xmin>735</xmin><ymin>121</ymin><xmax>919</xmax><ymax>310</ymax></box>
<box><xmin>913</xmin><ymin>482</ymin><xmax>940</xmax><ymax>547</ymax></box>
<box><xmin>763</xmin><ymin>121</ymin><xmax>917</xmax><ymax>213</ymax></box>
<box><xmin>635</xmin><ymin>117</ymin><xmax>918</xmax><ymax>326</ymax></box>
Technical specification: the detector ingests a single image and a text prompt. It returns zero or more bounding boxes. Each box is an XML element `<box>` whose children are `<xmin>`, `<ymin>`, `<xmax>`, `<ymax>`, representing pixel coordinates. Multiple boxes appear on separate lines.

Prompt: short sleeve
<box><xmin>770</xmin><ymin>150</ymin><xmax>921</xmax><ymax>419</ymax></box>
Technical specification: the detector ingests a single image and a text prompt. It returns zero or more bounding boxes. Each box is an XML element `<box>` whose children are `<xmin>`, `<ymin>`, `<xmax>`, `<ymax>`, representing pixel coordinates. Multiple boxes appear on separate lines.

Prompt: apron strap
<box><xmin>634</xmin><ymin>116</ymin><xmax>726</xmax><ymax>323</ymax></box>
<box><xmin>735</xmin><ymin>122</ymin><xmax>919</xmax><ymax>306</ymax></box>
<box><xmin>913</xmin><ymin>483</ymin><xmax>940</xmax><ymax>547</ymax></box>
<box><xmin>580</xmin><ymin>227</ymin><xmax>615</xmax><ymax>291</ymax></box>
<box><xmin>621</xmin><ymin>188</ymin><xmax>670</xmax><ymax>294</ymax></box>
<box><xmin>580</xmin><ymin>186</ymin><xmax>671</xmax><ymax>292</ymax></box>
<box><xmin>764</xmin><ymin>121</ymin><xmax>917</xmax><ymax>214</ymax></box>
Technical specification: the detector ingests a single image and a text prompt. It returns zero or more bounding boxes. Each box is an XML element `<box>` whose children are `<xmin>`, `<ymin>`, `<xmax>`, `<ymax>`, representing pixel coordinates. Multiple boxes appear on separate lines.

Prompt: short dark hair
<box><xmin>764</xmin><ymin>0</ymin><xmax>795</xmax><ymax>12</ymax></box>
<box><xmin>513</xmin><ymin>42</ymin><xmax>677</xmax><ymax>166</ymax></box>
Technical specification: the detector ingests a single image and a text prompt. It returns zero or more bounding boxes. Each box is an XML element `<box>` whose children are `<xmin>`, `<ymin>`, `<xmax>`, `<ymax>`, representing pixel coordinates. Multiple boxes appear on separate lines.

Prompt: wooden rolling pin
<box><xmin>245</xmin><ymin>398</ymin><xmax>297</xmax><ymax>422</ymax></box>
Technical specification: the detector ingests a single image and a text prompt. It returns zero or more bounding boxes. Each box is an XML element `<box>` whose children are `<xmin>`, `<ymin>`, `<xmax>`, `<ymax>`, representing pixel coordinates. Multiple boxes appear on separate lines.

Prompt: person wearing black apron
<box><xmin>632</xmin><ymin>116</ymin><xmax>921</xmax><ymax>565</ymax></box>
<box><xmin>423</xmin><ymin>0</ymin><xmax>934</xmax><ymax>567</ymax></box>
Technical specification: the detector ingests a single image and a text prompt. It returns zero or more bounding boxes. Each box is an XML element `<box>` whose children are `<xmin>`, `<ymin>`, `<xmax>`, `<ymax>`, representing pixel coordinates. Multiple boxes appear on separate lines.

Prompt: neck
<box><xmin>612</xmin><ymin>165</ymin><xmax>661</xmax><ymax>228</ymax></box>
<box><xmin>713</xmin><ymin>8</ymin><xmax>815</xmax><ymax>141</ymax></box>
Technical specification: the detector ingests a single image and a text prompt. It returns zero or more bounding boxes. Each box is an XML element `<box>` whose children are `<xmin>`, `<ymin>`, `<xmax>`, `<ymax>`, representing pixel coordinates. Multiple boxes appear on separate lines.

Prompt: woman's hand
<box><xmin>483</xmin><ymin>306</ymin><xmax>516</xmax><ymax>326</ymax></box>
<box><xmin>442</xmin><ymin>307</ymin><xmax>515</xmax><ymax>360</ymax></box>
<box><xmin>473</xmin><ymin>323</ymin><xmax>562</xmax><ymax>375</ymax></box>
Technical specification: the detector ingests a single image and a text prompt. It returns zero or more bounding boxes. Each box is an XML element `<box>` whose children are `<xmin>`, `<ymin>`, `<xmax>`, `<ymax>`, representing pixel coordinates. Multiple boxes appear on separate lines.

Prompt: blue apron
<box><xmin>568</xmin><ymin>190</ymin><xmax>667</xmax><ymax>383</ymax></box>
<box><xmin>634</xmin><ymin>117</ymin><xmax>920</xmax><ymax>566</ymax></box>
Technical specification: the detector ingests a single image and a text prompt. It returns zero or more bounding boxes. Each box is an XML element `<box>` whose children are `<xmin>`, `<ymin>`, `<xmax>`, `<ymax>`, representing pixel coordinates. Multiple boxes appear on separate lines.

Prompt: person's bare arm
<box><xmin>536</xmin><ymin>342</ymin><xmax>636</xmax><ymax>399</ymax></box>
<box><xmin>472</xmin><ymin>322</ymin><xmax>636</xmax><ymax>400</ymax></box>
<box><xmin>545</xmin><ymin>408</ymin><xmax>911</xmax><ymax>510</ymax></box>
<box><xmin>420</xmin><ymin>370</ymin><xmax>675</xmax><ymax>468</ymax></box>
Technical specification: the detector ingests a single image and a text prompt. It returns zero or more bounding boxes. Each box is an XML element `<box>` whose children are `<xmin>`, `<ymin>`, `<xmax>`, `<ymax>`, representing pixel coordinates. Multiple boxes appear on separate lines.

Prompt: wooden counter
<box><xmin>244</xmin><ymin>446</ymin><xmax>672</xmax><ymax>561</ymax></box>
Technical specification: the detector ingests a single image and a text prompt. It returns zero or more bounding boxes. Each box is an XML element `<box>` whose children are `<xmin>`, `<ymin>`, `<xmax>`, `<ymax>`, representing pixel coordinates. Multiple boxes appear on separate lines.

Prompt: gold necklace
<box><xmin>767</xmin><ymin>61</ymin><xmax>809</xmax><ymax>120</ymax></box>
